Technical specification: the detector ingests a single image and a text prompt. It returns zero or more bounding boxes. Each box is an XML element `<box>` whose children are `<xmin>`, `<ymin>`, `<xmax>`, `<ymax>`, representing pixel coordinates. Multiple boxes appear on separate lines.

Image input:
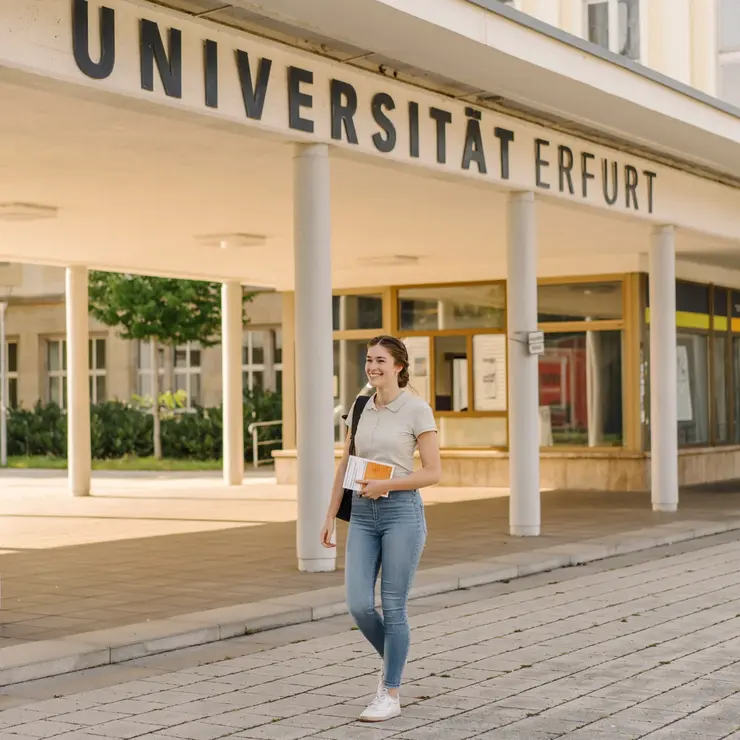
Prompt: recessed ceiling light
<box><xmin>196</xmin><ymin>233</ymin><xmax>267</xmax><ymax>249</ymax></box>
<box><xmin>0</xmin><ymin>203</ymin><xmax>58</xmax><ymax>221</ymax></box>
<box><xmin>359</xmin><ymin>254</ymin><xmax>420</xmax><ymax>267</ymax></box>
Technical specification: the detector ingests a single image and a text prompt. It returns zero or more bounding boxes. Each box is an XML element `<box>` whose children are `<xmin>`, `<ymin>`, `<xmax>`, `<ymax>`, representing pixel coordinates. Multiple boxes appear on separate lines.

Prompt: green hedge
<box><xmin>8</xmin><ymin>389</ymin><xmax>282</xmax><ymax>462</ymax></box>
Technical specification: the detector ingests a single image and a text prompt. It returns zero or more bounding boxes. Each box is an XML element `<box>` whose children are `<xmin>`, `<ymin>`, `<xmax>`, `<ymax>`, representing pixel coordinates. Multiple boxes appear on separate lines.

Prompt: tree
<box><xmin>88</xmin><ymin>273</ymin><xmax>252</xmax><ymax>459</ymax></box>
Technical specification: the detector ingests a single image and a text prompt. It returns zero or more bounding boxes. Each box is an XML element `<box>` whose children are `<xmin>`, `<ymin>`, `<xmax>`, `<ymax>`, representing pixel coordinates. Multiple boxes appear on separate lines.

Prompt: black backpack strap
<box><xmin>348</xmin><ymin>395</ymin><xmax>371</xmax><ymax>456</ymax></box>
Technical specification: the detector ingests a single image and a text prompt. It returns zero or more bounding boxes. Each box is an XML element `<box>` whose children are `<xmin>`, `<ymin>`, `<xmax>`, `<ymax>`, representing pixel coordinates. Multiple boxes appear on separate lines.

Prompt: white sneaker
<box><xmin>359</xmin><ymin>689</ymin><xmax>401</xmax><ymax>722</ymax></box>
<box><xmin>376</xmin><ymin>666</ymin><xmax>385</xmax><ymax>697</ymax></box>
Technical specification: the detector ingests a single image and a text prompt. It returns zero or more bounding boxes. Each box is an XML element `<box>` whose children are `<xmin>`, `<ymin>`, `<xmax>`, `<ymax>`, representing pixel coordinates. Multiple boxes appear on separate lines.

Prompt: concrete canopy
<box><xmin>0</xmin><ymin>0</ymin><xmax>738</xmax><ymax>289</ymax></box>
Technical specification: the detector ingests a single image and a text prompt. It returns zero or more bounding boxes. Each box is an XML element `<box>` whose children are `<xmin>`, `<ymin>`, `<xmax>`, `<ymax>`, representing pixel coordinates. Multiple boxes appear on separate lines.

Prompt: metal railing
<box><xmin>247</xmin><ymin>420</ymin><xmax>282</xmax><ymax>469</ymax></box>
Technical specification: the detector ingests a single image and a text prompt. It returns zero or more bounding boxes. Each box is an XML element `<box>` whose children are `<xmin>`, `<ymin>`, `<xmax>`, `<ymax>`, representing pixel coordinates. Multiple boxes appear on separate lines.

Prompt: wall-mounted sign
<box><xmin>528</xmin><ymin>331</ymin><xmax>545</xmax><ymax>356</ymax></box>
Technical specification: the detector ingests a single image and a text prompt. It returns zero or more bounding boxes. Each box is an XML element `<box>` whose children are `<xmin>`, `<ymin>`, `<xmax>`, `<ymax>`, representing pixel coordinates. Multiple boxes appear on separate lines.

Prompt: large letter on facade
<box><xmin>140</xmin><ymin>19</ymin><xmax>182</xmax><ymax>98</ymax></box>
<box><xmin>73</xmin><ymin>0</ymin><xmax>116</xmax><ymax>79</ymax></box>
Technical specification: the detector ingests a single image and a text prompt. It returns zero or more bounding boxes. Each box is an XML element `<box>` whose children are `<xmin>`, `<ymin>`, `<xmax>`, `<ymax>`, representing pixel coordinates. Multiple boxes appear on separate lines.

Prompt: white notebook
<box><xmin>343</xmin><ymin>455</ymin><xmax>393</xmax><ymax>496</ymax></box>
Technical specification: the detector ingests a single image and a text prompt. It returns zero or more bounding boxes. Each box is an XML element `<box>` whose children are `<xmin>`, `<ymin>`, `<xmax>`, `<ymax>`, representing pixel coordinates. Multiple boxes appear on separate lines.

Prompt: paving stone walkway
<box><xmin>1</xmin><ymin>471</ymin><xmax>740</xmax><ymax>650</ymax></box>
<box><xmin>2</xmin><ymin>532</ymin><xmax>740</xmax><ymax>738</ymax></box>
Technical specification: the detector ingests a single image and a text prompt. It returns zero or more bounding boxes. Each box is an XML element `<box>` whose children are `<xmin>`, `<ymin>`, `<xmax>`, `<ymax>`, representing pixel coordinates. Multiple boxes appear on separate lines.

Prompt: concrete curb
<box><xmin>1</xmin><ymin>517</ymin><xmax>738</xmax><ymax>686</ymax></box>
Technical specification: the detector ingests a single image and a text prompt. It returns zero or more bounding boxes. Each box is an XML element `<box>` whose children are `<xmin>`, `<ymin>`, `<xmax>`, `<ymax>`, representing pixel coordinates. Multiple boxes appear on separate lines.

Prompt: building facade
<box><xmin>2</xmin><ymin>264</ymin><xmax>283</xmax><ymax>411</ymax></box>
<box><xmin>3</xmin><ymin>0</ymin><xmax>740</xmax><ymax>570</ymax></box>
<box><xmin>275</xmin><ymin>275</ymin><xmax>740</xmax><ymax>491</ymax></box>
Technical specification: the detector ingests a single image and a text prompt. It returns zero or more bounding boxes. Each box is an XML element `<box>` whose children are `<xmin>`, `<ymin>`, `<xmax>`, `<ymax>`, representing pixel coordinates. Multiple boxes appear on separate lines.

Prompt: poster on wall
<box><xmin>402</xmin><ymin>336</ymin><xmax>430</xmax><ymax>403</ymax></box>
<box><xmin>676</xmin><ymin>345</ymin><xmax>693</xmax><ymax>422</ymax></box>
<box><xmin>473</xmin><ymin>334</ymin><xmax>507</xmax><ymax>412</ymax></box>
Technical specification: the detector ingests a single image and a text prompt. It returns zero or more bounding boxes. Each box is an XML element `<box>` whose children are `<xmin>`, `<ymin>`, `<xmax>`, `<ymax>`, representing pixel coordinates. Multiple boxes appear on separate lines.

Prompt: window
<box><xmin>333</xmin><ymin>338</ymin><xmax>372</xmax><ymax>442</ymax></box>
<box><xmin>643</xmin><ymin>280</ymin><xmax>737</xmax><ymax>448</ymax></box>
<box><xmin>6</xmin><ymin>341</ymin><xmax>18</xmax><ymax>409</ymax></box>
<box><xmin>242</xmin><ymin>329</ymin><xmax>283</xmax><ymax>392</ymax></box>
<box><xmin>89</xmin><ymin>338</ymin><xmax>106</xmax><ymax>404</ymax></box>
<box><xmin>732</xmin><ymin>290</ymin><xmax>740</xmax><ymax>443</ymax></box>
<box><xmin>538</xmin><ymin>331</ymin><xmax>624</xmax><ymax>446</ymax></box>
<box><xmin>718</xmin><ymin>1</ymin><xmax>740</xmax><ymax>104</ymax></box>
<box><xmin>538</xmin><ymin>281</ymin><xmax>623</xmax><ymax>323</ymax></box>
<box><xmin>585</xmin><ymin>0</ymin><xmax>641</xmax><ymax>61</ymax></box>
<box><xmin>676</xmin><ymin>333</ymin><xmax>710</xmax><ymax>445</ymax></box>
<box><xmin>333</xmin><ymin>294</ymin><xmax>384</xmax><ymax>331</ymax></box>
<box><xmin>434</xmin><ymin>336</ymin><xmax>468</xmax><ymax>411</ymax></box>
<box><xmin>720</xmin><ymin>0</ymin><xmax>740</xmax><ymax>52</ymax></box>
<box><xmin>398</xmin><ymin>284</ymin><xmax>505</xmax><ymax>332</ymax></box>
<box><xmin>734</xmin><ymin>337</ymin><xmax>740</xmax><ymax>443</ymax></box>
<box><xmin>137</xmin><ymin>340</ymin><xmax>166</xmax><ymax>399</ymax></box>
<box><xmin>719</xmin><ymin>58</ymin><xmax>740</xmax><ymax>107</ymax></box>
<box><xmin>713</xmin><ymin>335</ymin><xmax>729</xmax><ymax>443</ymax></box>
<box><xmin>47</xmin><ymin>338</ymin><xmax>108</xmax><ymax>407</ymax></box>
<box><xmin>174</xmin><ymin>343</ymin><xmax>201</xmax><ymax>408</ymax></box>
<box><xmin>47</xmin><ymin>339</ymin><xmax>67</xmax><ymax>407</ymax></box>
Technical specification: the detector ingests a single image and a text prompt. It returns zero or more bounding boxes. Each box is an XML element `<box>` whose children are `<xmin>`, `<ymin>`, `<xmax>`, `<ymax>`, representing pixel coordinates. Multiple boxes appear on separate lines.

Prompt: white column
<box><xmin>66</xmin><ymin>266</ymin><xmax>91</xmax><ymax>497</ymax></box>
<box><xmin>222</xmin><ymin>281</ymin><xmax>244</xmax><ymax>486</ymax></box>
<box><xmin>649</xmin><ymin>226</ymin><xmax>679</xmax><ymax>512</ymax></box>
<box><xmin>338</xmin><ymin>296</ymin><xmax>350</xmax><ymax>419</ymax></box>
<box><xmin>294</xmin><ymin>143</ymin><xmax>336</xmax><ymax>572</ymax></box>
<box><xmin>264</xmin><ymin>330</ymin><xmax>276</xmax><ymax>392</ymax></box>
<box><xmin>0</xmin><ymin>301</ymin><xmax>7</xmax><ymax>467</ymax></box>
<box><xmin>586</xmin><ymin>325</ymin><xmax>603</xmax><ymax>448</ymax></box>
<box><xmin>507</xmin><ymin>192</ymin><xmax>540</xmax><ymax>536</ymax></box>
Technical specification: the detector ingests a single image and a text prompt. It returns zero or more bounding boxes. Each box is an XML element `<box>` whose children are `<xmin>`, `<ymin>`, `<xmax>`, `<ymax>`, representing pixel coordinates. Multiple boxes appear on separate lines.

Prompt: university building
<box><xmin>1</xmin><ymin>0</ymin><xmax>740</xmax><ymax>571</ymax></box>
<box><xmin>1</xmin><ymin>263</ymin><xmax>283</xmax><ymax>410</ymax></box>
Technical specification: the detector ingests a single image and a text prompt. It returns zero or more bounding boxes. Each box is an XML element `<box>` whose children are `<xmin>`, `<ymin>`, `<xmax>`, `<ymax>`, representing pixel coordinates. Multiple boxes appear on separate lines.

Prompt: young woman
<box><xmin>320</xmin><ymin>335</ymin><xmax>441</xmax><ymax>722</ymax></box>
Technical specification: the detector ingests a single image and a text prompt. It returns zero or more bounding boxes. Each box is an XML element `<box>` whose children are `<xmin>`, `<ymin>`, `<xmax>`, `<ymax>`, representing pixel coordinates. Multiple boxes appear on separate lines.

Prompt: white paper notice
<box><xmin>676</xmin><ymin>345</ymin><xmax>693</xmax><ymax>422</ymax></box>
<box><xmin>343</xmin><ymin>455</ymin><xmax>393</xmax><ymax>496</ymax></box>
<box><xmin>473</xmin><ymin>334</ymin><xmax>507</xmax><ymax>412</ymax></box>
<box><xmin>402</xmin><ymin>336</ymin><xmax>431</xmax><ymax>403</ymax></box>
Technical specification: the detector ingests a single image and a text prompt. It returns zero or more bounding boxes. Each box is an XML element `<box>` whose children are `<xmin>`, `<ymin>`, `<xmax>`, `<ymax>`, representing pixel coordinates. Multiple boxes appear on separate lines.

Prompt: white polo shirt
<box><xmin>345</xmin><ymin>390</ymin><xmax>437</xmax><ymax>476</ymax></box>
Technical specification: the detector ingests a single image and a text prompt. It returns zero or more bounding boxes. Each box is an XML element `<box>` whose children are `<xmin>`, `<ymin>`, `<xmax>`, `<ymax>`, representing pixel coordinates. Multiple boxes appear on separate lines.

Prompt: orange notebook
<box><xmin>343</xmin><ymin>455</ymin><xmax>394</xmax><ymax>495</ymax></box>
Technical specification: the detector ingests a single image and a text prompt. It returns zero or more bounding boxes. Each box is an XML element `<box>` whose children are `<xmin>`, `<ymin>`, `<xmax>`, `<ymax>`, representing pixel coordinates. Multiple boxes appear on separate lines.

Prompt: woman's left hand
<box><xmin>357</xmin><ymin>480</ymin><xmax>390</xmax><ymax>499</ymax></box>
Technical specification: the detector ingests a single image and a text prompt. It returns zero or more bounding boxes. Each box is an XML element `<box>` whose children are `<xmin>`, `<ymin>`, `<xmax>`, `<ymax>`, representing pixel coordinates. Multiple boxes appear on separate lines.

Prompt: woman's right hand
<box><xmin>320</xmin><ymin>515</ymin><xmax>336</xmax><ymax>549</ymax></box>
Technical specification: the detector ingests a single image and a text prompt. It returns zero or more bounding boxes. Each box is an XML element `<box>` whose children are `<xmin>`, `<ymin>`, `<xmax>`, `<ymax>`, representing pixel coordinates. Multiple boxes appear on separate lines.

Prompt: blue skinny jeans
<box><xmin>345</xmin><ymin>490</ymin><xmax>426</xmax><ymax>689</ymax></box>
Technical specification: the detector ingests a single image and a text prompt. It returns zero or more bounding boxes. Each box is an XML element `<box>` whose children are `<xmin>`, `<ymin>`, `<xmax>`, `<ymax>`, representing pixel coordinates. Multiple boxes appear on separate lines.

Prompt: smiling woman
<box><xmin>321</xmin><ymin>334</ymin><xmax>440</xmax><ymax>722</ymax></box>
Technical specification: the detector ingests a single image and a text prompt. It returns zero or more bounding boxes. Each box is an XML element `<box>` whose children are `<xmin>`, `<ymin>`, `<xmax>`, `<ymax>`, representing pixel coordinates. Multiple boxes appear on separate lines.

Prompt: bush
<box><xmin>7</xmin><ymin>402</ymin><xmax>67</xmax><ymax>457</ymax></box>
<box><xmin>92</xmin><ymin>400</ymin><xmax>153</xmax><ymax>458</ymax></box>
<box><xmin>8</xmin><ymin>389</ymin><xmax>282</xmax><ymax>462</ymax></box>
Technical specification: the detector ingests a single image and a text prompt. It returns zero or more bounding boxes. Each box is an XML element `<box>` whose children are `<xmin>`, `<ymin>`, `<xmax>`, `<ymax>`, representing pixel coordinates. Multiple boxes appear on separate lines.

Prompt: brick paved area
<box><xmin>1</xmin><ymin>471</ymin><xmax>740</xmax><ymax>652</ymax></box>
<box><xmin>2</xmin><ymin>532</ymin><xmax>740</xmax><ymax>738</ymax></box>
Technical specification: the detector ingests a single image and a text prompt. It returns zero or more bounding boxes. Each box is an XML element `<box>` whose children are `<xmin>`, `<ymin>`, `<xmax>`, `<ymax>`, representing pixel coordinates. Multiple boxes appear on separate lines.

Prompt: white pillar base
<box><xmin>510</xmin><ymin>524</ymin><xmax>541</xmax><ymax>537</ymax></box>
<box><xmin>653</xmin><ymin>502</ymin><xmax>678</xmax><ymax>513</ymax></box>
<box><xmin>298</xmin><ymin>557</ymin><xmax>337</xmax><ymax>573</ymax></box>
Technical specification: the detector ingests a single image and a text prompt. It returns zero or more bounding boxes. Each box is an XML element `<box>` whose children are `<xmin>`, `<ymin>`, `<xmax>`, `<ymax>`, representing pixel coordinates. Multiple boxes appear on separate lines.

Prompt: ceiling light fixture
<box><xmin>0</xmin><ymin>203</ymin><xmax>58</xmax><ymax>222</ymax></box>
<box><xmin>195</xmin><ymin>233</ymin><xmax>268</xmax><ymax>250</ymax></box>
<box><xmin>359</xmin><ymin>254</ymin><xmax>421</xmax><ymax>267</ymax></box>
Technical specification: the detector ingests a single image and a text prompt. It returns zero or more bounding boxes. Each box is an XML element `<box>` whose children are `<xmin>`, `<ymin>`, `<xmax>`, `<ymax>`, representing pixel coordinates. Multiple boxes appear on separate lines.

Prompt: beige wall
<box><xmin>519</xmin><ymin>0</ymin><xmax>718</xmax><ymax>97</ymax></box>
<box><xmin>5</xmin><ymin>290</ymin><xmax>282</xmax><ymax>409</ymax></box>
